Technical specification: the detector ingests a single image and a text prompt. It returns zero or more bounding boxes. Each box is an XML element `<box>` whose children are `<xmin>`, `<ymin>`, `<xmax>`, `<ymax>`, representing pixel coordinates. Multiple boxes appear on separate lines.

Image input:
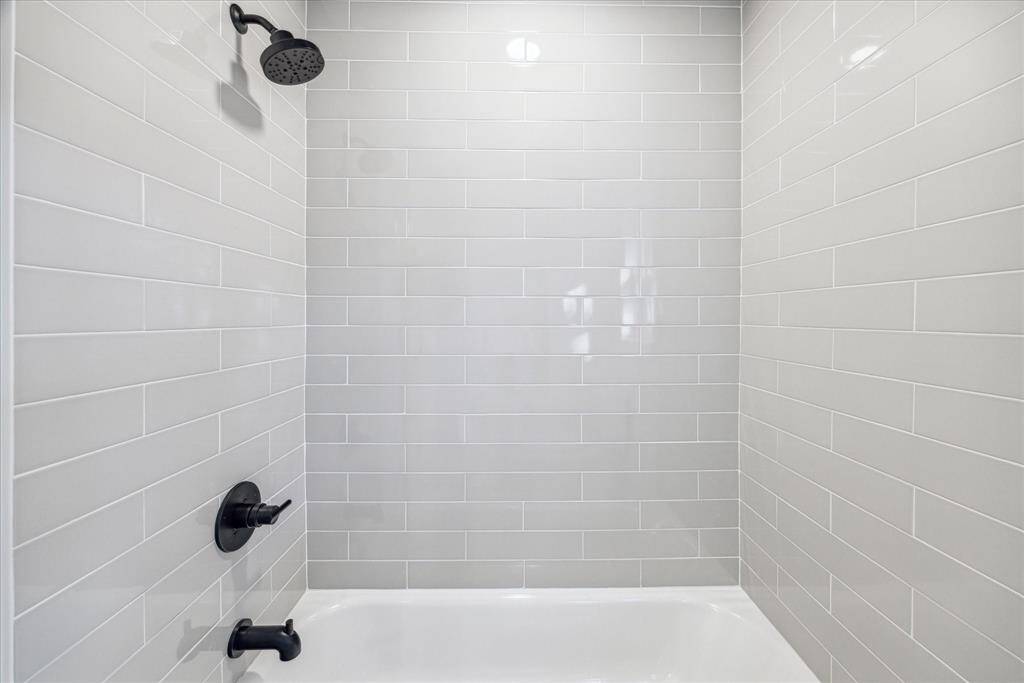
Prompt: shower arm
<box><xmin>229</xmin><ymin>4</ymin><xmax>278</xmax><ymax>36</ymax></box>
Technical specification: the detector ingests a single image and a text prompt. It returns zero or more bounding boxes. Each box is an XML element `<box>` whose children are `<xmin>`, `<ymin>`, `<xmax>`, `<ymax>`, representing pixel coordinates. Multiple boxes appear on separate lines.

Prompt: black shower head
<box><xmin>261</xmin><ymin>30</ymin><xmax>324</xmax><ymax>85</ymax></box>
<box><xmin>230</xmin><ymin>4</ymin><xmax>324</xmax><ymax>85</ymax></box>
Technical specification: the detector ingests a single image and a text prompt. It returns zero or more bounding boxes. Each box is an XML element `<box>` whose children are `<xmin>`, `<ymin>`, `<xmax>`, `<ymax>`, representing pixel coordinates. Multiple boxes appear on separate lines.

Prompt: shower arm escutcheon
<box><xmin>215</xmin><ymin>481</ymin><xmax>292</xmax><ymax>552</ymax></box>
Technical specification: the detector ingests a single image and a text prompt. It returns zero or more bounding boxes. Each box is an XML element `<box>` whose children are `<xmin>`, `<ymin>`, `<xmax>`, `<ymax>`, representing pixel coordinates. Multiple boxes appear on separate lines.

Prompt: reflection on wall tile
<box><xmin>306</xmin><ymin>4</ymin><xmax>740</xmax><ymax>593</ymax></box>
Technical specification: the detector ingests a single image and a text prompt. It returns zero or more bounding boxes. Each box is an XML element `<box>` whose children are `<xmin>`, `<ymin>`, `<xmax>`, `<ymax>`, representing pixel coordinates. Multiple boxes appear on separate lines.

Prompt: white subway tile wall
<box><xmin>10</xmin><ymin>1</ymin><xmax>308</xmax><ymax>682</ymax></box>
<box><xmin>739</xmin><ymin>2</ymin><xmax>1024</xmax><ymax>682</ymax></box>
<box><xmin>305</xmin><ymin>0</ymin><xmax>742</xmax><ymax>590</ymax></box>
<box><xmin>9</xmin><ymin>0</ymin><xmax>1020</xmax><ymax>681</ymax></box>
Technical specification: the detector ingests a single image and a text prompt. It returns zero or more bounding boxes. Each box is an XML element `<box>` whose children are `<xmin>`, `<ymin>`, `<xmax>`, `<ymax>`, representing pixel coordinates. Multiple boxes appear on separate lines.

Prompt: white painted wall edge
<box><xmin>0</xmin><ymin>0</ymin><xmax>15</xmax><ymax>680</ymax></box>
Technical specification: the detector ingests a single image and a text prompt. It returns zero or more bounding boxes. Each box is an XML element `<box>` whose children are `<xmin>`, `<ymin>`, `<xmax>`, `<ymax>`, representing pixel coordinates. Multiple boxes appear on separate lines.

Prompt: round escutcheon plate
<box><xmin>229</xmin><ymin>4</ymin><xmax>249</xmax><ymax>34</ymax></box>
<box><xmin>215</xmin><ymin>481</ymin><xmax>261</xmax><ymax>552</ymax></box>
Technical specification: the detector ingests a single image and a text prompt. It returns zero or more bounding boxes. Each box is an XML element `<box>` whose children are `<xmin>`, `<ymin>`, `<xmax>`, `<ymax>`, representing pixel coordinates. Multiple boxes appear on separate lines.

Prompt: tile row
<box><xmin>308</xmin><ymin>499</ymin><xmax>738</xmax><ymax>531</ymax></box>
<box><xmin>305</xmin><ymin>325</ymin><xmax>740</xmax><ymax>355</ymax></box>
<box><xmin>312</xmin><ymin>120</ymin><xmax>740</xmax><ymax>150</ymax></box>
<box><xmin>310</xmin><ymin>91</ymin><xmax>741</xmax><ymax>121</ymax></box>
<box><xmin>307</xmin><ymin>412</ymin><xmax>738</xmax><ymax>445</ymax></box>
<box><xmin>312</xmin><ymin>2</ymin><xmax>741</xmax><ymax>35</ymax></box>
<box><xmin>306</xmin><ymin>355</ymin><xmax>739</xmax><ymax>384</ymax></box>
<box><xmin>305</xmin><ymin>528</ymin><xmax>740</xmax><ymax>560</ymax></box>
<box><xmin>308</xmin><ymin>207</ymin><xmax>741</xmax><ymax>238</ymax></box>
<box><xmin>308</xmin><ymin>557</ymin><xmax>739</xmax><ymax>589</ymax></box>
<box><xmin>308</xmin><ymin>150</ymin><xmax>741</xmax><ymax>179</ymax></box>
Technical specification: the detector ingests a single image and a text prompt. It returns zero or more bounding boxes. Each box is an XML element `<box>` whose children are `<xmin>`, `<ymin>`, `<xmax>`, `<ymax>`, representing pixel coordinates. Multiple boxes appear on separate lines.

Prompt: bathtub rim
<box><xmin>288</xmin><ymin>584</ymin><xmax>800</xmax><ymax>645</ymax></box>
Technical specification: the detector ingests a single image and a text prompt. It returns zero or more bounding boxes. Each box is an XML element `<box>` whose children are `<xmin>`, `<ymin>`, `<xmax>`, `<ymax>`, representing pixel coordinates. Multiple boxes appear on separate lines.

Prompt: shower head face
<box><xmin>260</xmin><ymin>36</ymin><xmax>324</xmax><ymax>85</ymax></box>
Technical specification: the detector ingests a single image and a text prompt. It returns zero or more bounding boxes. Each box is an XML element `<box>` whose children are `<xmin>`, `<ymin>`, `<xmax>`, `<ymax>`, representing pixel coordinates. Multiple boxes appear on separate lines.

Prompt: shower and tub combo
<box><xmin>0</xmin><ymin>1</ymin><xmax>1020</xmax><ymax>682</ymax></box>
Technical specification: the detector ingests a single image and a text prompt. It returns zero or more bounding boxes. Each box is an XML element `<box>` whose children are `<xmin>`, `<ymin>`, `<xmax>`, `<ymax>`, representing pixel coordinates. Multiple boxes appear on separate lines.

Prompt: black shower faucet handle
<box><xmin>216</xmin><ymin>482</ymin><xmax>292</xmax><ymax>552</ymax></box>
<box><xmin>249</xmin><ymin>498</ymin><xmax>292</xmax><ymax>527</ymax></box>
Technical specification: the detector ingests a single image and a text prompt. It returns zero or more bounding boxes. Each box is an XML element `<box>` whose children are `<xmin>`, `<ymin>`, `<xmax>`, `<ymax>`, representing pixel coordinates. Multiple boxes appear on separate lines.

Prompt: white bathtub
<box><xmin>238</xmin><ymin>587</ymin><xmax>816</xmax><ymax>682</ymax></box>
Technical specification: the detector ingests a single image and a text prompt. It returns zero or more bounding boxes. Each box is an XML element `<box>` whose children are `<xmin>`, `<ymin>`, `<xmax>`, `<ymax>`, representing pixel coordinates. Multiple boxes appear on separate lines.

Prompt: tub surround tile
<box><xmin>9</xmin><ymin>3</ymin><xmax>1020</xmax><ymax>683</ymax></box>
<box><xmin>300</xmin><ymin>0</ymin><xmax>740</xmax><ymax>595</ymax></box>
<box><xmin>739</xmin><ymin>2</ymin><xmax>1024</xmax><ymax>681</ymax></box>
<box><xmin>10</xmin><ymin>0</ymin><xmax>308</xmax><ymax>679</ymax></box>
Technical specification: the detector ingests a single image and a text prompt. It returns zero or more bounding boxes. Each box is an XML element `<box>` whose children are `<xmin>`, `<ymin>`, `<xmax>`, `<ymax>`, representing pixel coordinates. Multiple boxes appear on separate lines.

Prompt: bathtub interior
<box><xmin>239</xmin><ymin>587</ymin><xmax>817</xmax><ymax>683</ymax></box>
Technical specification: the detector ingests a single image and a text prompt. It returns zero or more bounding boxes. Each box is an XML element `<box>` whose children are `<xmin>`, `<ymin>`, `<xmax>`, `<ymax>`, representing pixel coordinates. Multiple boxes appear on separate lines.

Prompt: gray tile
<box><xmin>914</xmin><ymin>491</ymin><xmax>1024</xmax><ymax>594</ymax></box>
<box><xmin>109</xmin><ymin>584</ymin><xmax>219</xmax><ymax>683</ymax></box>
<box><xmin>306</xmin><ymin>473</ymin><xmax>348</xmax><ymax>502</ymax></box>
<box><xmin>778</xmin><ymin>570</ymin><xmax>897</xmax><ymax>683</ymax></box>
<box><xmin>13</xmin><ymin>386</ymin><xmax>143</xmax><ymax>474</ymax></box>
<box><xmin>834</xmin><ymin>330</ymin><xmax>1022</xmax><ymax>400</ymax></box>
<box><xmin>777</xmin><ymin>362</ymin><xmax>914</xmax><ymax>430</ymax></box>
<box><xmin>145</xmin><ymin>365</ymin><xmax>269</xmax><ymax>432</ymax></box>
<box><xmin>14</xmin><ymin>494</ymin><xmax>144</xmax><ymax>613</ymax></box>
<box><xmin>13</xmin><ymin>504</ymin><xmax>213</xmax><ymax>681</ymax></box>
<box><xmin>780</xmin><ymin>283</ymin><xmax>915</xmax><ymax>331</ymax></box>
<box><xmin>913</xmin><ymin>385</ymin><xmax>1024</xmax><ymax>465</ymax></box>
<box><xmin>913</xmin><ymin>592</ymin><xmax>1024</xmax><ymax>683</ymax></box>
<box><xmin>741</xmin><ymin>503</ymin><xmax>829</xmax><ymax>609</ymax></box>
<box><xmin>916</xmin><ymin>271</ymin><xmax>1023</xmax><ymax>335</ymax></box>
<box><xmin>525</xmin><ymin>560</ymin><xmax>642</xmax><ymax>588</ymax></box>
<box><xmin>584</xmin><ymin>530</ymin><xmax>699</xmax><ymax>559</ymax></box>
<box><xmin>14</xmin><ymin>267</ymin><xmax>143</xmax><ymax>334</ymax></box>
<box><xmin>220</xmin><ymin>387</ymin><xmax>304</xmax><ymax>450</ymax></box>
<box><xmin>641</xmin><ymin>557</ymin><xmax>738</xmax><ymax>585</ymax></box>
<box><xmin>832</xmin><ymin>414</ymin><xmax>1024</xmax><ymax>530</ymax></box>
<box><xmin>740</xmin><ymin>530</ymin><xmax>778</xmax><ymax>592</ymax></box>
<box><xmin>14</xmin><ymin>418</ymin><xmax>219</xmax><ymax>543</ymax></box>
<box><xmin>408</xmin><ymin>502</ymin><xmax>524</xmax><ymax>531</ymax></box>
<box><xmin>351</xmin><ymin>532</ymin><xmax>465</xmax><ymax>560</ymax></box>
<box><xmin>699</xmin><ymin>470</ymin><xmax>739</xmax><ymax>499</ymax></box>
<box><xmin>831</xmin><ymin>580</ymin><xmax>960</xmax><ymax>683</ymax></box>
<box><xmin>349</xmin><ymin>473</ymin><xmax>465</xmax><ymax>502</ymax></box>
<box><xmin>220</xmin><ymin>504</ymin><xmax>304</xmax><ymax>612</ymax></box>
<box><xmin>221</xmin><ymin>328</ymin><xmax>305</xmax><ymax>370</ymax></box>
<box><xmin>639</xmin><ymin>443</ymin><xmax>737</xmax><ymax>470</ymax></box>
<box><xmin>306</xmin><ymin>444</ymin><xmax>404</xmax><ymax>473</ymax></box>
<box><xmin>146</xmin><ymin>281</ymin><xmax>274</xmax><ymax>330</ymax></box>
<box><xmin>740</xmin><ymin>386</ymin><xmax>830</xmax><ymax>447</ymax></box>
<box><xmin>143</xmin><ymin>542</ymin><xmax>230</xmax><ymax>638</ymax></box>
<box><xmin>699</xmin><ymin>528</ymin><xmax>739</xmax><ymax>557</ymax></box>
<box><xmin>776</xmin><ymin>500</ymin><xmax>912</xmax><ymax>630</ymax></box>
<box><xmin>740</xmin><ymin>445</ymin><xmax>828</xmax><ymax>528</ymax></box>
<box><xmin>307</xmin><ymin>502</ymin><xmax>406</xmax><ymax>531</ymax></box>
<box><xmin>407</xmin><ymin>443</ymin><xmax>636</xmax><ymax>473</ymax></box>
<box><xmin>741</xmin><ymin>564</ymin><xmax>832</xmax><ymax>683</ymax></box>
<box><xmin>641</xmin><ymin>500</ymin><xmax>738</xmax><ymax>528</ymax></box>
<box><xmin>832</xmin><ymin>498</ymin><xmax>1024</xmax><ymax>659</ymax></box>
<box><xmin>307</xmin><ymin>532</ymin><xmax>349</xmax><ymax>561</ymax></box>
<box><xmin>144</xmin><ymin>435</ymin><xmax>269</xmax><ymax>535</ymax></box>
<box><xmin>776</xmin><ymin>432</ymin><xmax>914</xmax><ymax>532</ymax></box>
<box><xmin>525</xmin><ymin>502</ymin><xmax>638</xmax><ymax>530</ymax></box>
<box><xmin>308</xmin><ymin>561</ymin><xmax>406</xmax><ymax>589</ymax></box>
<box><xmin>16</xmin><ymin>196</ymin><xmax>216</xmax><ymax>286</ymax></box>
<box><xmin>14</xmin><ymin>129</ymin><xmax>141</xmax><ymax>221</ymax></box>
<box><xmin>29</xmin><ymin>599</ymin><xmax>144</xmax><ymax>683</ymax></box>
<box><xmin>467</xmin><ymin>531</ymin><xmax>582</xmax><ymax>560</ymax></box>
<box><xmin>467</xmin><ymin>473</ymin><xmax>581</xmax><ymax>501</ymax></box>
<box><xmin>583</xmin><ymin>472</ymin><xmax>698</xmax><ymax>501</ymax></box>
<box><xmin>740</xmin><ymin>474</ymin><xmax>777</xmax><ymax>525</ymax></box>
<box><xmin>15</xmin><ymin>330</ymin><xmax>219</xmax><ymax>404</ymax></box>
<box><xmin>408</xmin><ymin>561</ymin><xmax>524</xmax><ymax>589</ymax></box>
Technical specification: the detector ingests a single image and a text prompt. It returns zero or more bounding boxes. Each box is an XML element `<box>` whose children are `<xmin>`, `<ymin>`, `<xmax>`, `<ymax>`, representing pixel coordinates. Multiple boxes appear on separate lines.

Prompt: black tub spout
<box><xmin>227</xmin><ymin>618</ymin><xmax>302</xmax><ymax>662</ymax></box>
